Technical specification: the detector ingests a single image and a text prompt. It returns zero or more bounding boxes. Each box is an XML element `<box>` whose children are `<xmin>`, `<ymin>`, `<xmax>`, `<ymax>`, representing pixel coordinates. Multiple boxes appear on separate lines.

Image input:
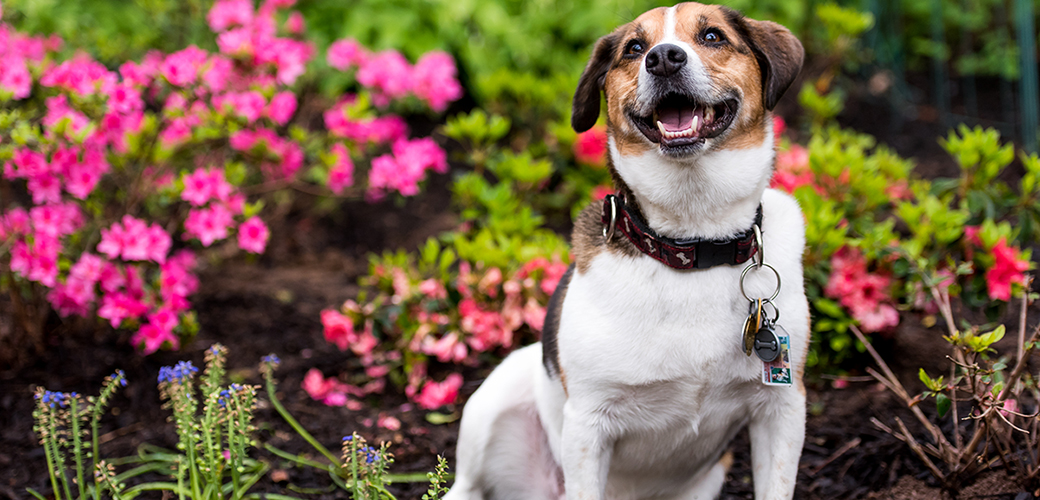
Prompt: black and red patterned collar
<box><xmin>601</xmin><ymin>194</ymin><xmax>761</xmax><ymax>270</ymax></box>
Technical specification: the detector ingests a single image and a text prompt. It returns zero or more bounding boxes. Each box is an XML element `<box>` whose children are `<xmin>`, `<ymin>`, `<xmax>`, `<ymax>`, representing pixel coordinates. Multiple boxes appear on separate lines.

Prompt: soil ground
<box><xmin>2</xmin><ymin>90</ymin><xmax>1039</xmax><ymax>499</ymax></box>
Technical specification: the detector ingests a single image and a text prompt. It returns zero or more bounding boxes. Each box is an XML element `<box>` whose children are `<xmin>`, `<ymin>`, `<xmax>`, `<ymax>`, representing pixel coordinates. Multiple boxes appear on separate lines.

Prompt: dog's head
<box><xmin>572</xmin><ymin>3</ymin><xmax>803</xmax><ymax>161</ymax></box>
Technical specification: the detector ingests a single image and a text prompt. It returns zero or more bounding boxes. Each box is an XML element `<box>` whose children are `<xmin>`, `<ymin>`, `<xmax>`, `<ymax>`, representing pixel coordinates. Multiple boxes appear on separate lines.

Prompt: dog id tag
<box><xmin>761</xmin><ymin>324</ymin><xmax>792</xmax><ymax>386</ymax></box>
<box><xmin>742</xmin><ymin>299</ymin><xmax>763</xmax><ymax>356</ymax></box>
<box><xmin>753</xmin><ymin>320</ymin><xmax>780</xmax><ymax>362</ymax></box>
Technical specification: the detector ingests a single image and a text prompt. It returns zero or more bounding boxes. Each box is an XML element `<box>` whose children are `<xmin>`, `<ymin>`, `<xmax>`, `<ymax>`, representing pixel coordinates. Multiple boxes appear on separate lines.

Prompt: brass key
<box><xmin>742</xmin><ymin>299</ymin><xmax>763</xmax><ymax>356</ymax></box>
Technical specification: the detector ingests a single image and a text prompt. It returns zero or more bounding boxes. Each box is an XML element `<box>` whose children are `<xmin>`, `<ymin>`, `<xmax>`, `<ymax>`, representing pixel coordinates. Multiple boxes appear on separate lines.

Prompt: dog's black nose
<box><xmin>645</xmin><ymin>44</ymin><xmax>687</xmax><ymax>77</ymax></box>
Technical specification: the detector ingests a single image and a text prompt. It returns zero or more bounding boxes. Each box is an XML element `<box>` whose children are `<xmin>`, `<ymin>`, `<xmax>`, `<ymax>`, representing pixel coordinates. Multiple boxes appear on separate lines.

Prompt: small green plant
<box><xmin>32</xmin><ymin>348</ymin><xmax>448</xmax><ymax>499</ymax></box>
<box><xmin>30</xmin><ymin>370</ymin><xmax>127</xmax><ymax>500</ymax></box>
<box><xmin>422</xmin><ymin>456</ymin><xmax>451</xmax><ymax>500</ymax></box>
<box><xmin>259</xmin><ymin>355</ymin><xmax>447</xmax><ymax>497</ymax></box>
<box><xmin>857</xmin><ymin>272</ymin><xmax>1040</xmax><ymax>492</ymax></box>
<box><xmin>153</xmin><ymin>344</ymin><xmax>266</xmax><ymax>500</ymax></box>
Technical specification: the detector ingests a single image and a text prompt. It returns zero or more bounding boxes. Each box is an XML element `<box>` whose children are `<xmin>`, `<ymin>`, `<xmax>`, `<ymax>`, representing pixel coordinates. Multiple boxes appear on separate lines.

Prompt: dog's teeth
<box><xmin>692</xmin><ymin>115</ymin><xmax>700</xmax><ymax>133</ymax></box>
<box><xmin>704</xmin><ymin>107</ymin><xmax>714</xmax><ymax>124</ymax></box>
<box><xmin>656</xmin><ymin>120</ymin><xmax>668</xmax><ymax>136</ymax></box>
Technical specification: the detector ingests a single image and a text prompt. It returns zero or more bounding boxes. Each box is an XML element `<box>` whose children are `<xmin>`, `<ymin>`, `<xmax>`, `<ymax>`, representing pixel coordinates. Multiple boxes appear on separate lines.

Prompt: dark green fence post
<box><xmin>1015</xmin><ymin>0</ymin><xmax>1039</xmax><ymax>152</ymax></box>
<box><xmin>931</xmin><ymin>0</ymin><xmax>949</xmax><ymax>128</ymax></box>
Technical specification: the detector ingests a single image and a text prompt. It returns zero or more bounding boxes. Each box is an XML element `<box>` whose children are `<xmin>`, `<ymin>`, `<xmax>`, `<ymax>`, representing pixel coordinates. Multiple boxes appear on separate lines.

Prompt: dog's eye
<box><xmin>623</xmin><ymin>39</ymin><xmax>646</xmax><ymax>58</ymax></box>
<box><xmin>702</xmin><ymin>28</ymin><xmax>726</xmax><ymax>44</ymax></box>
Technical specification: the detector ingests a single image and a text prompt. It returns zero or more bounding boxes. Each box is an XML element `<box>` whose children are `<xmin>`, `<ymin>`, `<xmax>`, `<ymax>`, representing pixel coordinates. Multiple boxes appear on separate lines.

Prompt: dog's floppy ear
<box><xmin>572</xmin><ymin>32</ymin><xmax>620</xmax><ymax>133</ymax></box>
<box><xmin>733</xmin><ymin>14</ymin><xmax>804</xmax><ymax>110</ymax></box>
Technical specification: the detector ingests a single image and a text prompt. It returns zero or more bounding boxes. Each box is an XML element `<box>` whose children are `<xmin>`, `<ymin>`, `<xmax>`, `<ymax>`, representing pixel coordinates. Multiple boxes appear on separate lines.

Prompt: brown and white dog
<box><xmin>445</xmin><ymin>3</ymin><xmax>808</xmax><ymax>499</ymax></box>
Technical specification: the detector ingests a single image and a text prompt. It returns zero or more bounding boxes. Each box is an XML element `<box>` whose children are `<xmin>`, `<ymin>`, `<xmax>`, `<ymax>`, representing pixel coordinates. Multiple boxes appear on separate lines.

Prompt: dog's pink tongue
<box><xmin>659</xmin><ymin>106</ymin><xmax>694</xmax><ymax>132</ymax></box>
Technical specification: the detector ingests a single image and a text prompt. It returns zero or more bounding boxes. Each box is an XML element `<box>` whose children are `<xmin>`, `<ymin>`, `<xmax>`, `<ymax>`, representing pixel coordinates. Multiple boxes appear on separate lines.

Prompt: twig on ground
<box><xmin>809</xmin><ymin>437</ymin><xmax>862</xmax><ymax>475</ymax></box>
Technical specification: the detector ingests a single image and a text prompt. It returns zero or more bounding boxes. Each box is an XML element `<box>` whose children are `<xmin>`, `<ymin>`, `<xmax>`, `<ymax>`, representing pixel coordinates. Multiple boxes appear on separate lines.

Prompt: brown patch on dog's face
<box><xmin>572</xmin><ymin>2</ymin><xmax>803</xmax><ymax>159</ymax></box>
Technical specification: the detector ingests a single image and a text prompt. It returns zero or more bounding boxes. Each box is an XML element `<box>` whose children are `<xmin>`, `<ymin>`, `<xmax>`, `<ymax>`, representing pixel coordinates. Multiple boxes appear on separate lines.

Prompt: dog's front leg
<box><xmin>748</xmin><ymin>390</ymin><xmax>805</xmax><ymax>500</ymax></box>
<box><xmin>561</xmin><ymin>399</ymin><xmax>613</xmax><ymax>500</ymax></box>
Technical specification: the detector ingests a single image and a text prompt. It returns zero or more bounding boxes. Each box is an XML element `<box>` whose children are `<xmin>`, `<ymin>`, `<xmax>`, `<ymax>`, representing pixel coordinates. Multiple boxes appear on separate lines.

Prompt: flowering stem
<box><xmin>41</xmin><ymin>419</ymin><xmax>63</xmax><ymax>500</ymax></box>
<box><xmin>48</xmin><ymin>410</ymin><xmax>74</xmax><ymax>500</ymax></box>
<box><xmin>262</xmin><ymin>374</ymin><xmax>340</xmax><ymax>466</ymax></box>
<box><xmin>69</xmin><ymin>398</ymin><xmax>87</xmax><ymax>500</ymax></box>
<box><xmin>229</xmin><ymin>418</ymin><xmax>241</xmax><ymax>499</ymax></box>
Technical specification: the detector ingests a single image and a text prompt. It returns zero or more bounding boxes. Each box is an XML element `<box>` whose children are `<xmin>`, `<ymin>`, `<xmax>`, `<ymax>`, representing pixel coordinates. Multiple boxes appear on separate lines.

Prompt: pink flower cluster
<box><xmin>309</xmin><ymin>255</ymin><xmax>568</xmax><ymax>409</ymax></box>
<box><xmin>327</xmin><ymin>39</ymin><xmax>462</xmax><ymax>112</ymax></box>
<box><xmin>0</xmin><ymin>18</ymin><xmax>61</xmax><ymax>99</ymax></box>
<box><xmin>573</xmin><ymin>125</ymin><xmax>608</xmax><ymax>167</ymax></box>
<box><xmin>178</xmin><ymin>166</ymin><xmax>267</xmax><ymax>253</ymax></box>
<box><xmin>323</xmin><ymin>97</ymin><xmax>409</xmax><ymax>144</ymax></box>
<box><xmin>824</xmin><ymin>247</ymin><xmax>900</xmax><ymax>333</ymax></box>
<box><xmin>2</xmin><ymin>0</ymin><xmax>456</xmax><ymax>360</ymax></box>
<box><xmin>301</xmin><ymin>368</ymin><xmax>385</xmax><ymax>409</ymax></box>
<box><xmin>208</xmin><ymin>0</ymin><xmax>314</xmax><ymax>86</ymax></box>
<box><xmin>965</xmin><ymin>227</ymin><xmax>1032</xmax><ymax>301</ymax></box>
<box><xmin>367</xmin><ymin>138</ymin><xmax>448</xmax><ymax>200</ymax></box>
<box><xmin>229</xmin><ymin>127</ymin><xmax>304</xmax><ymax>180</ymax></box>
<box><xmin>771</xmin><ymin>144</ymin><xmax>812</xmax><ymax>194</ymax></box>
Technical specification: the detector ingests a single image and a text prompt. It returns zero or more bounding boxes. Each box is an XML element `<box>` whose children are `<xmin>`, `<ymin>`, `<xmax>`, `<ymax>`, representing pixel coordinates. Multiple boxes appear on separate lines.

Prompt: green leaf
<box><xmin>936</xmin><ymin>393</ymin><xmax>951</xmax><ymax>418</ymax></box>
<box><xmin>424</xmin><ymin>412</ymin><xmax>460</xmax><ymax>425</ymax></box>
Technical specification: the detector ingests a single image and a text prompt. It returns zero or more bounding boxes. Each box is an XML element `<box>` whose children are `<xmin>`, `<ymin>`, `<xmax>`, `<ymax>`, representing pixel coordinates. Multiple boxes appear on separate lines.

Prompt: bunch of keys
<box><xmin>739</xmin><ymin>226</ymin><xmax>792</xmax><ymax>385</ymax></box>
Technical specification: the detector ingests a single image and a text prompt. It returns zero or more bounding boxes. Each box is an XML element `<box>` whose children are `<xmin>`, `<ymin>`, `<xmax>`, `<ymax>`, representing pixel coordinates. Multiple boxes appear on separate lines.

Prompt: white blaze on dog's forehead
<box><xmin>663</xmin><ymin>5</ymin><xmax>677</xmax><ymax>41</ymax></box>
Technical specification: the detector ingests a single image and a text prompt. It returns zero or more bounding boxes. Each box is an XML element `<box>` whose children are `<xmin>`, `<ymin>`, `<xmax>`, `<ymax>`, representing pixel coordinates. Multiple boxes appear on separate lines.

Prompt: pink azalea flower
<box><xmin>771</xmin><ymin>144</ymin><xmax>813</xmax><ymax>194</ymax></box>
<box><xmin>824</xmin><ymin>246</ymin><xmax>900</xmax><ymax>333</ymax></box>
<box><xmin>160</xmin><ymin>117</ymin><xmax>193</xmax><ymax>148</ymax></box>
<box><xmin>523</xmin><ymin>298</ymin><xmax>547</xmax><ymax>331</ymax></box>
<box><xmin>0</xmin><ymin>58</ymin><xmax>32</xmax><ymax>100</ymax></box>
<box><xmin>98</xmin><ymin>262</ymin><xmax>126</xmax><ymax>294</ymax></box>
<box><xmin>351</xmin><ymin>330</ymin><xmax>378</xmax><ymax>356</ymax></box>
<box><xmin>233</xmin><ymin>91</ymin><xmax>267</xmax><ymax>123</ymax></box>
<box><xmin>285</xmin><ymin>12</ymin><xmax>305</xmax><ymax>34</ymax></box>
<box><xmin>97</xmin><ymin>222</ymin><xmax>127</xmax><ymax>260</ymax></box>
<box><xmin>301</xmin><ymin>369</ymin><xmax>354</xmax><ymax>407</ymax></box>
<box><xmin>70</xmin><ymin>253</ymin><xmax>105</xmax><ymax>283</ymax></box>
<box><xmin>148</xmin><ymin>307</ymin><xmax>180</xmax><ymax>333</ymax></box>
<box><xmin>217</xmin><ymin>27</ymin><xmax>254</xmax><ymax>57</ymax></box>
<box><xmin>423</xmin><ymin>332</ymin><xmax>467</xmax><ymax>363</ymax></box>
<box><xmin>356</xmin><ymin>50</ymin><xmax>412</xmax><ymax>102</ymax></box>
<box><xmin>418</xmin><ymin>278</ymin><xmax>447</xmax><ymax>300</ymax></box>
<box><xmin>131</xmin><ymin>323</ymin><xmax>180</xmax><ymax>355</ymax></box>
<box><xmin>184</xmin><ymin>204</ymin><xmax>234</xmax><ymax>247</ymax></box>
<box><xmin>202</xmin><ymin>55</ymin><xmax>234</xmax><ymax>92</ymax></box>
<box><xmin>161</xmin><ymin>46</ymin><xmax>209</xmax><ymax>87</ymax></box>
<box><xmin>411</xmin><ymin>51</ymin><xmax>462</xmax><ymax>112</ymax></box>
<box><xmin>327</xmin><ymin>39</ymin><xmax>368</xmax><ymax>70</ymax></box>
<box><xmin>414</xmin><ymin>373</ymin><xmax>463</xmax><ymax>410</ymax></box>
<box><xmin>207</xmin><ymin>0</ymin><xmax>254</xmax><ymax>32</ymax></box>
<box><xmin>574</xmin><ymin>125</ymin><xmax>608</xmax><ymax>166</ymax></box>
<box><xmin>119</xmin><ymin>60</ymin><xmax>153</xmax><ymax>87</ymax></box>
<box><xmin>327</xmin><ymin>144</ymin><xmax>355</xmax><ymax>194</ymax></box>
<box><xmin>267</xmin><ymin>91</ymin><xmax>297</xmax><ymax>125</ymax></box>
<box><xmin>106</xmin><ymin>82</ymin><xmax>143</xmax><ymax>114</ymax></box>
<box><xmin>64</xmin><ymin>154</ymin><xmax>108</xmax><ymax>200</ymax></box>
<box><xmin>986</xmin><ymin>238</ymin><xmax>1031</xmax><ymax>301</ymax></box>
<box><xmin>237</xmin><ymin>216</ymin><xmax>269</xmax><ymax>254</ymax></box>
<box><xmin>47</xmin><ymin>275</ymin><xmax>96</xmax><ymax>317</ymax></box>
<box><xmin>27</xmin><ymin>172</ymin><xmax>62</xmax><ymax>205</ymax></box>
<box><xmin>181</xmin><ymin>167</ymin><xmax>232</xmax><ymax>206</ymax></box>
<box><xmin>321</xmin><ymin>309</ymin><xmax>356</xmax><ymax>351</ymax></box>
<box><xmin>98</xmin><ymin>291</ymin><xmax>149</xmax><ymax>328</ymax></box>
<box><xmin>377</xmin><ymin>415</ymin><xmax>401</xmax><ymax>431</ymax></box>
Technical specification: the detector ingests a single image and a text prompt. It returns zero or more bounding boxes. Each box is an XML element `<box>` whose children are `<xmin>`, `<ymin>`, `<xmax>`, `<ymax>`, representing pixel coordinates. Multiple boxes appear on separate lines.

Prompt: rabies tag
<box><xmin>761</xmin><ymin>325</ymin><xmax>792</xmax><ymax>386</ymax></box>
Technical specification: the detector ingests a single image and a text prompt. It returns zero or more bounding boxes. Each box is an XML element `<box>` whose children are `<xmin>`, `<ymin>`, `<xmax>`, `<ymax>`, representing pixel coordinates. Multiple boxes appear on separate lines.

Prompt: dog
<box><xmin>445</xmin><ymin>3</ymin><xmax>808</xmax><ymax>499</ymax></box>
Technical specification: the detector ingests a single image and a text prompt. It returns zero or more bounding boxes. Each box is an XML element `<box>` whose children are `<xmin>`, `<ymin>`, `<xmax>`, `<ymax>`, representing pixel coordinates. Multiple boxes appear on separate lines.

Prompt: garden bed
<box><xmin>2</xmin><ymin>166</ymin><xmax>1036</xmax><ymax>500</ymax></box>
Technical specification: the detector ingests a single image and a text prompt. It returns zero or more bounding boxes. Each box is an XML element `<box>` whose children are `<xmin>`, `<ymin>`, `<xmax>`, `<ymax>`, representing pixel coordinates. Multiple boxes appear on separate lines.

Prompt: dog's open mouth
<box><xmin>629</xmin><ymin>93</ymin><xmax>739</xmax><ymax>151</ymax></box>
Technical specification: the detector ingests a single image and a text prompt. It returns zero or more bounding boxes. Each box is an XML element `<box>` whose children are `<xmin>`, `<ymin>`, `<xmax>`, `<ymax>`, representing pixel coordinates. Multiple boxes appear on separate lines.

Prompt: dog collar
<box><xmin>601</xmin><ymin>194</ymin><xmax>760</xmax><ymax>270</ymax></box>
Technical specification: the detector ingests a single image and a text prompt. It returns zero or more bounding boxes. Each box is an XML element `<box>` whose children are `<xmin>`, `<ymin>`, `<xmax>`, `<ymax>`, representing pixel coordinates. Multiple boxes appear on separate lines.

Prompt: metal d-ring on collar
<box><xmin>603</xmin><ymin>194</ymin><xmax>618</xmax><ymax>241</ymax></box>
<box><xmin>739</xmin><ymin>223</ymin><xmax>780</xmax><ymax>303</ymax></box>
